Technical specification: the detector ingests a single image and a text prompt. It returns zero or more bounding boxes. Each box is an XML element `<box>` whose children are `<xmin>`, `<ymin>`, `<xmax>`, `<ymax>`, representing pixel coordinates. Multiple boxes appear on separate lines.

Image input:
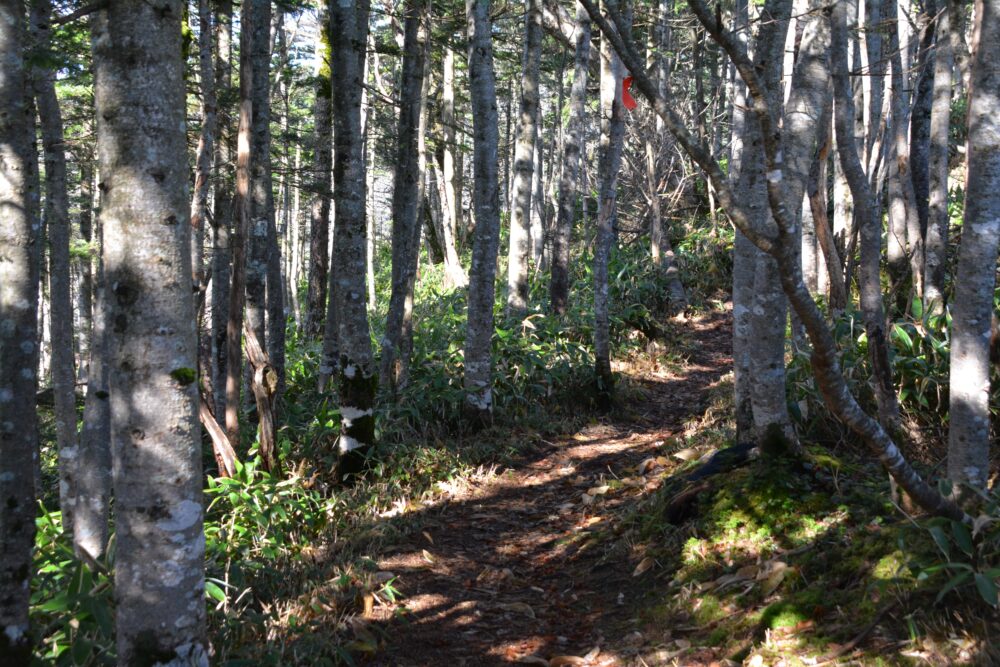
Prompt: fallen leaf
<box><xmin>580</xmin><ymin>494</ymin><xmax>595</xmax><ymax>506</ymax></box>
<box><xmin>674</xmin><ymin>638</ymin><xmax>691</xmax><ymax>649</ymax></box>
<box><xmin>587</xmin><ymin>485</ymin><xmax>610</xmax><ymax>496</ymax></box>
<box><xmin>498</xmin><ymin>602</ymin><xmax>536</xmax><ymax>618</ymax></box>
<box><xmin>736</xmin><ymin>564</ymin><xmax>759</xmax><ymax>579</ymax></box>
<box><xmin>373</xmin><ymin>571</ymin><xmax>395</xmax><ymax>584</ymax></box>
<box><xmin>673</xmin><ymin>447</ymin><xmax>699</xmax><ymax>461</ymax></box>
<box><xmin>421</xmin><ymin>549</ymin><xmax>436</xmax><ymax>564</ymax></box>
<box><xmin>422</xmin><ymin>531</ymin><xmax>434</xmax><ymax>544</ymax></box>
<box><xmin>747</xmin><ymin>655</ymin><xmax>765</xmax><ymax>667</ymax></box>
<box><xmin>633</xmin><ymin>557</ymin><xmax>655</xmax><ymax>577</ymax></box>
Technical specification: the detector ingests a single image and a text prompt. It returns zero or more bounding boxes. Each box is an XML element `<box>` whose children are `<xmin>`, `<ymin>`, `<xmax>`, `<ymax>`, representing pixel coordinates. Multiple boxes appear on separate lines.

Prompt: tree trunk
<box><xmin>78</xmin><ymin>158</ymin><xmax>94</xmax><ymax>381</ymax></box>
<box><xmin>506</xmin><ymin>0</ymin><xmax>543</xmax><ymax>315</ymax></box>
<box><xmin>328</xmin><ymin>0</ymin><xmax>376</xmax><ymax>480</ymax></box>
<box><xmin>211</xmin><ymin>0</ymin><xmax>233</xmax><ymax>415</ymax></box>
<box><xmin>832</xmin><ymin>0</ymin><xmax>901</xmax><ymax>430</ymax></box>
<box><xmin>245</xmin><ymin>0</ymin><xmax>269</xmax><ymax>353</ymax></box>
<box><xmin>306</xmin><ymin>3</ymin><xmax>332</xmax><ymax>338</ymax></box>
<box><xmin>885</xmin><ymin>0</ymin><xmax>921</xmax><ymax>308</ymax></box>
<box><xmin>78</xmin><ymin>216</ymin><xmax>111</xmax><ymax>561</ymax></box>
<box><xmin>923</xmin><ymin>0</ymin><xmax>955</xmax><ymax>316</ymax></box>
<box><xmin>440</xmin><ymin>44</ymin><xmax>468</xmax><ymax>288</ymax></box>
<box><xmin>594</xmin><ymin>0</ymin><xmax>628</xmax><ymax>397</ymax></box>
<box><xmin>0</xmin><ymin>2</ymin><xmax>39</xmax><ymax>658</ymax></box>
<box><xmin>582</xmin><ymin>0</ymin><xmax>968</xmax><ymax>523</ymax></box>
<box><xmin>225</xmin><ymin>6</ymin><xmax>253</xmax><ymax>447</ymax></box>
<box><xmin>550</xmin><ymin>2</ymin><xmax>591</xmax><ymax>315</ymax></box>
<box><xmin>191</xmin><ymin>0</ymin><xmax>216</xmax><ymax>300</ymax></box>
<box><xmin>30</xmin><ymin>0</ymin><xmax>78</xmax><ymax>540</ymax></box>
<box><xmin>948</xmin><ymin>0</ymin><xmax>999</xmax><ymax>495</ymax></box>
<box><xmin>91</xmin><ymin>1</ymin><xmax>208</xmax><ymax>661</ymax></box>
<box><xmin>381</xmin><ymin>0</ymin><xmax>428</xmax><ymax>393</ymax></box>
<box><xmin>464</xmin><ymin>0</ymin><xmax>503</xmax><ymax>419</ymax></box>
<box><xmin>740</xmin><ymin>0</ymin><xmax>795</xmax><ymax>450</ymax></box>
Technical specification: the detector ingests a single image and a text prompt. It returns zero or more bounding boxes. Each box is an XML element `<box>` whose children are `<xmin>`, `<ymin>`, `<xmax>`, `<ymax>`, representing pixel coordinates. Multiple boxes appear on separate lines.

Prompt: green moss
<box><xmin>760</xmin><ymin>589</ymin><xmax>823</xmax><ymax>629</ymax></box>
<box><xmin>169</xmin><ymin>367</ymin><xmax>197</xmax><ymax>386</ymax></box>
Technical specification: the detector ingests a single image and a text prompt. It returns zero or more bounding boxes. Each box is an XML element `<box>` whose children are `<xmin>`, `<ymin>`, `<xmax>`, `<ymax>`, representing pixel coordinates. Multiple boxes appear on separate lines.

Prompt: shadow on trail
<box><xmin>360</xmin><ymin>311</ymin><xmax>736</xmax><ymax>666</ymax></box>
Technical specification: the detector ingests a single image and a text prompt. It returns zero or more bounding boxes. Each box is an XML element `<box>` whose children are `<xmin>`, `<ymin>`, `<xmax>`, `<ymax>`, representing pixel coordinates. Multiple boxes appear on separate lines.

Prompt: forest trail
<box><xmin>369</xmin><ymin>309</ymin><xmax>733</xmax><ymax>666</ymax></box>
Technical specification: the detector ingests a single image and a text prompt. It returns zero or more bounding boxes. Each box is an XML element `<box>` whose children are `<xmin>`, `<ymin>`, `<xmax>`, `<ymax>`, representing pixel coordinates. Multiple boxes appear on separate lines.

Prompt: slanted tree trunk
<box><xmin>594</xmin><ymin>0</ymin><xmax>628</xmax><ymax>397</ymax></box>
<box><xmin>550</xmin><ymin>2</ymin><xmax>591</xmax><ymax>315</ymax></box>
<box><xmin>381</xmin><ymin>0</ymin><xmax>427</xmax><ymax>393</ymax></box>
<box><xmin>948</xmin><ymin>0</ymin><xmax>999</xmax><ymax>495</ymax></box>
<box><xmin>464</xmin><ymin>0</ymin><xmax>503</xmax><ymax>419</ymax></box>
<box><xmin>506</xmin><ymin>0</ymin><xmax>543</xmax><ymax>315</ymax></box>
<box><xmin>91</xmin><ymin>1</ymin><xmax>208</xmax><ymax>661</ymax></box>
<box><xmin>306</xmin><ymin>3</ymin><xmax>332</xmax><ymax>338</ymax></box>
<box><xmin>923</xmin><ymin>0</ymin><xmax>956</xmax><ymax>316</ymax></box>
<box><xmin>30</xmin><ymin>0</ymin><xmax>78</xmax><ymax>540</ymax></box>
<box><xmin>0</xmin><ymin>2</ymin><xmax>39</xmax><ymax>658</ymax></box>
<box><xmin>582</xmin><ymin>0</ymin><xmax>968</xmax><ymax>523</ymax></box>
<box><xmin>327</xmin><ymin>0</ymin><xmax>376</xmax><ymax>480</ymax></box>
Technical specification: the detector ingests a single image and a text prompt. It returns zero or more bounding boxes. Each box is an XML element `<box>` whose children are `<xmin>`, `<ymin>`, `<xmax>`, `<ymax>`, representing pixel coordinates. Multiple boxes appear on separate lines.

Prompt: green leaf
<box><xmin>205</xmin><ymin>580</ymin><xmax>227</xmax><ymax>603</ymax></box>
<box><xmin>928</xmin><ymin>524</ymin><xmax>951</xmax><ymax>560</ymax></box>
<box><xmin>974</xmin><ymin>573</ymin><xmax>998</xmax><ymax>607</ymax></box>
<box><xmin>951</xmin><ymin>521</ymin><xmax>974</xmax><ymax>557</ymax></box>
<box><xmin>935</xmin><ymin>571</ymin><xmax>971</xmax><ymax>604</ymax></box>
<box><xmin>892</xmin><ymin>324</ymin><xmax>914</xmax><ymax>350</ymax></box>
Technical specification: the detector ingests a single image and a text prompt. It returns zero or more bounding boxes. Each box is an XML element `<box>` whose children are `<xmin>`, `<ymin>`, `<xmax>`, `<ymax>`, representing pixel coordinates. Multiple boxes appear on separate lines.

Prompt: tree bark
<box><xmin>464</xmin><ymin>0</ymin><xmax>503</xmax><ymax>419</ymax></box>
<box><xmin>328</xmin><ymin>0</ymin><xmax>376</xmax><ymax>480</ymax></box>
<box><xmin>381</xmin><ymin>0</ymin><xmax>428</xmax><ymax>393</ymax></box>
<box><xmin>581</xmin><ymin>0</ymin><xmax>968</xmax><ymax>523</ymax></box>
<box><xmin>190</xmin><ymin>0</ymin><xmax>216</xmax><ymax>301</ymax></box>
<box><xmin>78</xmin><ymin>216</ymin><xmax>111</xmax><ymax>561</ymax></box>
<box><xmin>245</xmin><ymin>0</ymin><xmax>269</xmax><ymax>353</ymax></box>
<box><xmin>832</xmin><ymin>0</ymin><xmax>901</xmax><ymax>430</ymax></box>
<box><xmin>91</xmin><ymin>1</ymin><xmax>208</xmax><ymax>661</ymax></box>
<box><xmin>550</xmin><ymin>2</ymin><xmax>591</xmax><ymax>315</ymax></box>
<box><xmin>211</xmin><ymin>0</ymin><xmax>233</xmax><ymax>415</ymax></box>
<box><xmin>885</xmin><ymin>0</ymin><xmax>921</xmax><ymax>307</ymax></box>
<box><xmin>306</xmin><ymin>2</ymin><xmax>332</xmax><ymax>338</ymax></box>
<box><xmin>30</xmin><ymin>0</ymin><xmax>78</xmax><ymax>541</ymax></box>
<box><xmin>506</xmin><ymin>0</ymin><xmax>543</xmax><ymax>315</ymax></box>
<box><xmin>948</xmin><ymin>0</ymin><xmax>999</xmax><ymax>495</ymax></box>
<box><xmin>225</xmin><ymin>6</ymin><xmax>253</xmax><ymax>448</ymax></box>
<box><xmin>0</xmin><ymin>2</ymin><xmax>39</xmax><ymax>658</ymax></box>
<box><xmin>923</xmin><ymin>0</ymin><xmax>955</xmax><ymax>316</ymax></box>
<box><xmin>440</xmin><ymin>44</ymin><xmax>469</xmax><ymax>288</ymax></box>
<box><xmin>594</xmin><ymin>0</ymin><xmax>628</xmax><ymax>396</ymax></box>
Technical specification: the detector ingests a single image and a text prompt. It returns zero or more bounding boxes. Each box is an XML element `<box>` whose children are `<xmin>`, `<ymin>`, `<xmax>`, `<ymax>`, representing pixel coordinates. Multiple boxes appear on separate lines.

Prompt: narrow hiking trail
<box><xmin>369</xmin><ymin>309</ymin><xmax>734</xmax><ymax>666</ymax></box>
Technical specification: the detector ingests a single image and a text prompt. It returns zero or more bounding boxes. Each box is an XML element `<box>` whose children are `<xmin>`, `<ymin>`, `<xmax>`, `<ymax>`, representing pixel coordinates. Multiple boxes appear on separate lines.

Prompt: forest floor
<box><xmin>355</xmin><ymin>308</ymin><xmax>999</xmax><ymax>667</ymax></box>
<box><xmin>364</xmin><ymin>309</ymin><xmax>737</xmax><ymax>665</ymax></box>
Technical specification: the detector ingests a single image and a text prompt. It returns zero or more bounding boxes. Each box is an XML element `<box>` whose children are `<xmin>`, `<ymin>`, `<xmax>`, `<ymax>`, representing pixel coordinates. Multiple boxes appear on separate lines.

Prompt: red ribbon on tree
<box><xmin>622</xmin><ymin>75</ymin><xmax>637</xmax><ymax>111</ymax></box>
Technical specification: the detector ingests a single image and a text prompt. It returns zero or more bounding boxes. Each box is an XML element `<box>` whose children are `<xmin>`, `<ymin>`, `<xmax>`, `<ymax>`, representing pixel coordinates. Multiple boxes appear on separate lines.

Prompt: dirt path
<box><xmin>369</xmin><ymin>310</ymin><xmax>733</xmax><ymax>666</ymax></box>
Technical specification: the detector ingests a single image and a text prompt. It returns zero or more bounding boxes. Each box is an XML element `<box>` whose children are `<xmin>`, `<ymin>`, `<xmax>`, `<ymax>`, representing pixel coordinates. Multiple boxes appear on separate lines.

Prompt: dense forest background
<box><xmin>1</xmin><ymin>0</ymin><xmax>999</xmax><ymax>664</ymax></box>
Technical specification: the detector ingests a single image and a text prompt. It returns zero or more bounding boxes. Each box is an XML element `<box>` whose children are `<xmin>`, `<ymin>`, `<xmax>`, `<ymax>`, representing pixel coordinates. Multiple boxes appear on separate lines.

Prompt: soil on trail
<box><xmin>369</xmin><ymin>310</ymin><xmax>733</xmax><ymax>666</ymax></box>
